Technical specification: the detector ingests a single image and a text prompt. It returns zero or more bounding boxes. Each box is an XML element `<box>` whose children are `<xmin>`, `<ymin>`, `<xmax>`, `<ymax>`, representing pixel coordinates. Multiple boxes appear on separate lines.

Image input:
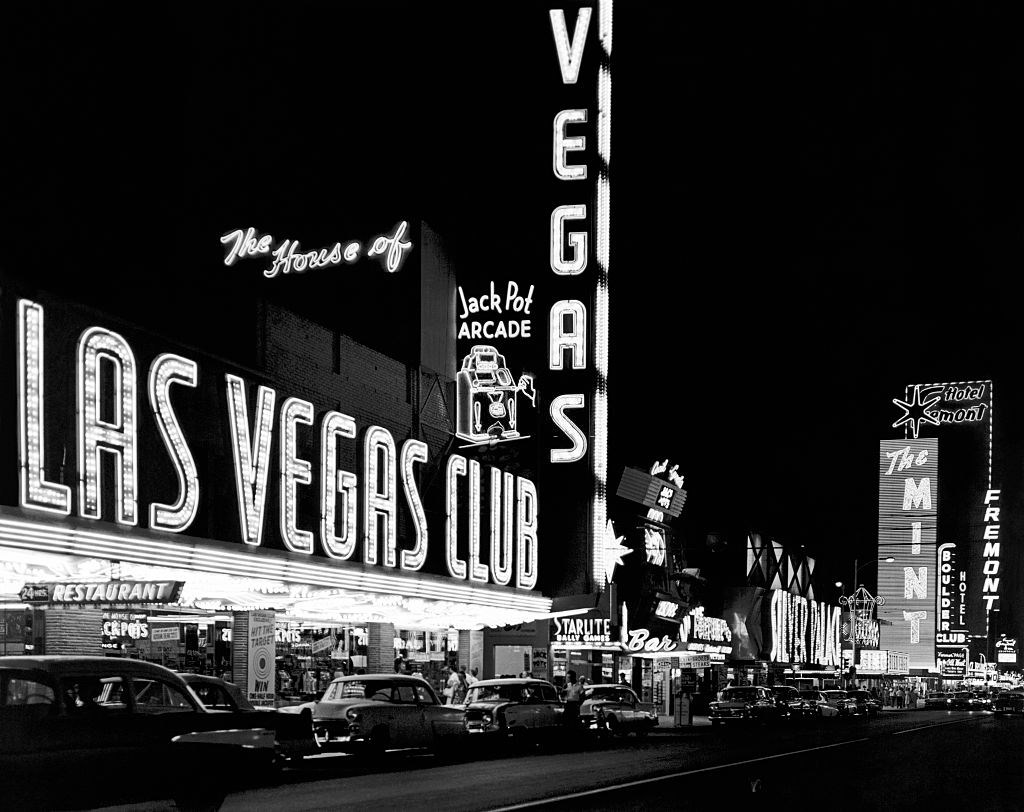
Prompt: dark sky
<box><xmin>2</xmin><ymin>1</ymin><xmax>1021</xmax><ymax>637</ymax></box>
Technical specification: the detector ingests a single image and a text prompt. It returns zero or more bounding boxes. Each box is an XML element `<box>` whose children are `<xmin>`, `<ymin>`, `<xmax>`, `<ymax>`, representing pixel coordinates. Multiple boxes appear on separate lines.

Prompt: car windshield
<box><xmin>799</xmin><ymin>690</ymin><xmax>821</xmax><ymax>700</ymax></box>
<box><xmin>332</xmin><ymin>680</ymin><xmax>396</xmax><ymax>700</ymax></box>
<box><xmin>586</xmin><ymin>688</ymin><xmax>635</xmax><ymax>704</ymax></box>
<box><xmin>824</xmin><ymin>691</ymin><xmax>847</xmax><ymax>699</ymax></box>
<box><xmin>954</xmin><ymin>692</ymin><xmax>973</xmax><ymax>699</ymax></box>
<box><xmin>466</xmin><ymin>684</ymin><xmax>527</xmax><ymax>703</ymax></box>
<box><xmin>721</xmin><ymin>688</ymin><xmax>760</xmax><ymax>702</ymax></box>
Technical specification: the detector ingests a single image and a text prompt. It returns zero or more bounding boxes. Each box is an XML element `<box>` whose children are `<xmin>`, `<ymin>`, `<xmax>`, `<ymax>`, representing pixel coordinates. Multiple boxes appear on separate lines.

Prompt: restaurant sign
<box><xmin>19</xmin><ymin>580</ymin><xmax>184</xmax><ymax>605</ymax></box>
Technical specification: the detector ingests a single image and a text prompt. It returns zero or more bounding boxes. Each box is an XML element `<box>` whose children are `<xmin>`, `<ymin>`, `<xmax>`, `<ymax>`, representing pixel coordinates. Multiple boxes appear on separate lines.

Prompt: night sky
<box><xmin>2</xmin><ymin>2</ymin><xmax>1021</xmax><ymax>640</ymax></box>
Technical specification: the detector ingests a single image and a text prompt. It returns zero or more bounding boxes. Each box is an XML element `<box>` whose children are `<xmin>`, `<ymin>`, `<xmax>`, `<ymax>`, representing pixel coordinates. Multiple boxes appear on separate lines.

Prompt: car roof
<box><xmin>0</xmin><ymin>655</ymin><xmax>186</xmax><ymax>683</ymax></box>
<box><xmin>330</xmin><ymin>673</ymin><xmax>429</xmax><ymax>684</ymax></box>
<box><xmin>472</xmin><ymin>678</ymin><xmax>555</xmax><ymax>687</ymax></box>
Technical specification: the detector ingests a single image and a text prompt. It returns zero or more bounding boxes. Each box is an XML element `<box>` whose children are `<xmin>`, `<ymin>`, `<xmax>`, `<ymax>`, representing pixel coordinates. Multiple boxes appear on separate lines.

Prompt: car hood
<box><xmin>466</xmin><ymin>699</ymin><xmax>513</xmax><ymax>712</ymax></box>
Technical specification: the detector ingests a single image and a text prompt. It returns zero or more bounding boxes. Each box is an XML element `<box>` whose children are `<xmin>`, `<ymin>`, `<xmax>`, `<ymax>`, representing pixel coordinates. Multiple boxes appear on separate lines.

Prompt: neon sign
<box><xmin>936</xmin><ymin>542</ymin><xmax>969</xmax><ymax>646</ymax></box>
<box><xmin>20</xmin><ymin>580</ymin><xmax>184</xmax><ymax>604</ymax></box>
<box><xmin>553</xmin><ymin>616</ymin><xmax>611</xmax><ymax>645</ymax></box>
<box><xmin>877</xmin><ymin>439</ymin><xmax>937</xmax><ymax>670</ymax></box>
<box><xmin>455</xmin><ymin>346</ymin><xmax>536</xmax><ymax>447</ymax></box>
<box><xmin>15</xmin><ymin>299</ymin><xmax>539</xmax><ymax>592</ymax></box>
<box><xmin>220</xmin><ymin>222</ymin><xmax>413</xmax><ymax>277</ymax></box>
<box><xmin>548</xmin><ymin>4</ymin><xmax>612</xmax><ymax>589</ymax></box>
<box><xmin>457</xmin><ymin>281</ymin><xmax>535</xmax><ymax>340</ymax></box>
<box><xmin>768</xmin><ymin>590</ymin><xmax>842</xmax><ymax>667</ymax></box>
<box><xmin>982</xmin><ymin>489</ymin><xmax>1001</xmax><ymax>613</ymax></box>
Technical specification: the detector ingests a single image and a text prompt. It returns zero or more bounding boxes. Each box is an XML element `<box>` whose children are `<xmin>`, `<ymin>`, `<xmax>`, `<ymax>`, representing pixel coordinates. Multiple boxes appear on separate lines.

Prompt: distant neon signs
<box><xmin>877</xmin><ymin>439</ymin><xmax>937</xmax><ymax>670</ymax></box>
<box><xmin>220</xmin><ymin>222</ymin><xmax>413</xmax><ymax>277</ymax></box>
<box><xmin>982</xmin><ymin>489</ymin><xmax>1001</xmax><ymax>613</ymax></box>
<box><xmin>891</xmin><ymin>383</ymin><xmax>989</xmax><ymax>439</ymax></box>
<box><xmin>553</xmin><ymin>616</ymin><xmax>611</xmax><ymax>645</ymax></box>
<box><xmin>937</xmin><ymin>649</ymin><xmax>968</xmax><ymax>679</ymax></box>
<box><xmin>936</xmin><ymin>543</ymin><xmax>969</xmax><ymax>647</ymax></box>
<box><xmin>858</xmin><ymin>650</ymin><xmax>888</xmax><ymax>672</ymax></box>
<box><xmin>682</xmin><ymin>606</ymin><xmax>732</xmax><ymax>646</ymax></box>
<box><xmin>615</xmin><ymin>464</ymin><xmax>688</xmax><ymax>519</ymax></box>
<box><xmin>622</xmin><ymin>628</ymin><xmax>678</xmax><ymax>653</ymax></box>
<box><xmin>768</xmin><ymin>590</ymin><xmax>842</xmax><ymax>667</ymax></box>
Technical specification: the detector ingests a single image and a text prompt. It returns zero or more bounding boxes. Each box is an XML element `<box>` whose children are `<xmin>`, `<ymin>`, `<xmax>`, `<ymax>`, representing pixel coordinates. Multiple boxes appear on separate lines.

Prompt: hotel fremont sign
<box><xmin>9</xmin><ymin>298</ymin><xmax>539</xmax><ymax>590</ymax></box>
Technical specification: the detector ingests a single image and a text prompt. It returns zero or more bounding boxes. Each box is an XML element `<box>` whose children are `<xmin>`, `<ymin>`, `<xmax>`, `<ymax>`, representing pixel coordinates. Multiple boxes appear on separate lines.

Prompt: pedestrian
<box><xmin>908</xmin><ymin>686</ymin><xmax>918</xmax><ymax>709</ymax></box>
<box><xmin>896</xmin><ymin>686</ymin><xmax>905</xmax><ymax>709</ymax></box>
<box><xmin>467</xmin><ymin>667</ymin><xmax>479</xmax><ymax>686</ymax></box>
<box><xmin>563</xmin><ymin>669</ymin><xmax>582</xmax><ymax>727</ymax></box>
<box><xmin>394</xmin><ymin>648</ymin><xmax>410</xmax><ymax>674</ymax></box>
<box><xmin>619</xmin><ymin>673</ymin><xmax>629</xmax><ymax>687</ymax></box>
<box><xmin>450</xmin><ymin>666</ymin><xmax>470</xmax><ymax>705</ymax></box>
<box><xmin>445</xmin><ymin>666</ymin><xmax>460</xmax><ymax>703</ymax></box>
<box><xmin>882</xmin><ymin>685</ymin><xmax>890</xmax><ymax>707</ymax></box>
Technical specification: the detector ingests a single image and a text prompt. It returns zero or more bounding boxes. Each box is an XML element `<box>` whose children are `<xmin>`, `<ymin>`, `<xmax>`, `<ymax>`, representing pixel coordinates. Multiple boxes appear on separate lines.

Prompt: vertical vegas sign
<box><xmin>454</xmin><ymin>3</ymin><xmax>613</xmax><ymax>596</ymax></box>
<box><xmin>876</xmin><ymin>439</ymin><xmax>938</xmax><ymax>671</ymax></box>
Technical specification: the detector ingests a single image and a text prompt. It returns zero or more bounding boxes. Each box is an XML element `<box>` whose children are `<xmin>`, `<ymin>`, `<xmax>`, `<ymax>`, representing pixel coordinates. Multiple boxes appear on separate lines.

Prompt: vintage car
<box><xmin>177</xmin><ymin>673</ymin><xmax>318</xmax><ymax>763</ymax></box>
<box><xmin>279</xmin><ymin>673</ymin><xmax>465</xmax><ymax>755</ymax></box>
<box><xmin>847</xmin><ymin>689</ymin><xmax>882</xmax><ymax>717</ymax></box>
<box><xmin>769</xmin><ymin>685</ymin><xmax>808</xmax><ymax>717</ymax></box>
<box><xmin>820</xmin><ymin>689</ymin><xmax>863</xmax><ymax>716</ymax></box>
<box><xmin>993</xmin><ymin>689</ymin><xmax>1024</xmax><ymax>715</ymax></box>
<box><xmin>948</xmin><ymin>691</ymin><xmax>986</xmax><ymax>710</ymax></box>
<box><xmin>463</xmin><ymin>678</ymin><xmax>564</xmax><ymax>745</ymax></box>
<box><xmin>924</xmin><ymin>691</ymin><xmax>951</xmax><ymax>709</ymax></box>
<box><xmin>180</xmin><ymin>673</ymin><xmax>256</xmax><ymax>711</ymax></box>
<box><xmin>0</xmin><ymin>655</ymin><xmax>314</xmax><ymax>809</ymax></box>
<box><xmin>708</xmin><ymin>686</ymin><xmax>788</xmax><ymax>725</ymax></box>
<box><xmin>798</xmin><ymin>689</ymin><xmax>841</xmax><ymax>717</ymax></box>
<box><xmin>578</xmin><ymin>684</ymin><xmax>657</xmax><ymax>737</ymax></box>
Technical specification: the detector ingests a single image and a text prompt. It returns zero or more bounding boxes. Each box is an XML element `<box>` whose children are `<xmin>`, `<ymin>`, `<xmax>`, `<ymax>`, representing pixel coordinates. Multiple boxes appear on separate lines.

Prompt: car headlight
<box><xmin>346</xmin><ymin>708</ymin><xmax>361</xmax><ymax>721</ymax></box>
<box><xmin>482</xmin><ymin>712</ymin><xmax>492</xmax><ymax>725</ymax></box>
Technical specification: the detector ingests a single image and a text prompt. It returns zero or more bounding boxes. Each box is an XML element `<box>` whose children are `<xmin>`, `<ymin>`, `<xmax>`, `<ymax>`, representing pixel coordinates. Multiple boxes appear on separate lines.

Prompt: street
<box><xmin>99</xmin><ymin>710</ymin><xmax>1021</xmax><ymax>812</ymax></box>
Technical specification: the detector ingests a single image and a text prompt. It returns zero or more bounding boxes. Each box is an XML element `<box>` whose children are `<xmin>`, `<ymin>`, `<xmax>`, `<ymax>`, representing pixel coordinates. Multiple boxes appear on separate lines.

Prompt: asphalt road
<box><xmin>197</xmin><ymin>710</ymin><xmax>1021</xmax><ymax>812</ymax></box>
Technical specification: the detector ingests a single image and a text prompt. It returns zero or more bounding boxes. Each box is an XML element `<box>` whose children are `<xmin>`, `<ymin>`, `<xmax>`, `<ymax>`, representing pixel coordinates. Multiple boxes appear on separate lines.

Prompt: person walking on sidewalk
<box><xmin>563</xmin><ymin>670</ymin><xmax>582</xmax><ymax>727</ymax></box>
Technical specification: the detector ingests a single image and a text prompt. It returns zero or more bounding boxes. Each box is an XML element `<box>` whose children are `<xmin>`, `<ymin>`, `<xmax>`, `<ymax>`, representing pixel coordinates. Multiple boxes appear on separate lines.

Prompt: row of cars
<box><xmin>708</xmin><ymin>685</ymin><xmax>881</xmax><ymax>725</ymax></box>
<box><xmin>279</xmin><ymin>673</ymin><xmax>658</xmax><ymax>756</ymax></box>
<box><xmin>925</xmin><ymin>688</ymin><xmax>1024</xmax><ymax>713</ymax></box>
<box><xmin>0</xmin><ymin>655</ymin><xmax>657</xmax><ymax>807</ymax></box>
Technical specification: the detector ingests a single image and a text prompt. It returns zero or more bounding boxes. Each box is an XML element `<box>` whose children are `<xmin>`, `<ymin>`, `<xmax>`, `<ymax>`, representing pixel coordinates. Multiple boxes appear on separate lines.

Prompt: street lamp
<box><xmin>835</xmin><ymin>557</ymin><xmax>895</xmax><ymax>689</ymax></box>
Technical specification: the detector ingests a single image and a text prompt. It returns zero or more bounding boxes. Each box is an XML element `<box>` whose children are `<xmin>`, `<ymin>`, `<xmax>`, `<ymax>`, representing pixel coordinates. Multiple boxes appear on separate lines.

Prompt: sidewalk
<box><xmin>654</xmin><ymin>713</ymin><xmax>712</xmax><ymax>731</ymax></box>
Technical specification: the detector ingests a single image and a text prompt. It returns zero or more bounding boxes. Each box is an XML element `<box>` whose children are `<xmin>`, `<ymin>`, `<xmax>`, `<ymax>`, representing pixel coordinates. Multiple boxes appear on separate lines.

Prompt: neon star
<box><xmin>603</xmin><ymin>519</ymin><xmax>631</xmax><ymax>583</ymax></box>
<box><xmin>891</xmin><ymin>385</ymin><xmax>941</xmax><ymax>439</ymax></box>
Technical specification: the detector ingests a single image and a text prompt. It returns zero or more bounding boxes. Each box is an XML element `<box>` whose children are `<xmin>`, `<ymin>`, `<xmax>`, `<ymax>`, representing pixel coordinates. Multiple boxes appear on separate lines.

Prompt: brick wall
<box><xmin>45</xmin><ymin>606</ymin><xmax>104</xmax><ymax>655</ymax></box>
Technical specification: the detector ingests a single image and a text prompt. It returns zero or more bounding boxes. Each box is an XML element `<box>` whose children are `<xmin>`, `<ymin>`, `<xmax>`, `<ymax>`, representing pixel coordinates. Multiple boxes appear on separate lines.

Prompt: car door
<box><xmin>417</xmin><ymin>683</ymin><xmax>463</xmax><ymax>744</ymax></box>
<box><xmin>389</xmin><ymin>684</ymin><xmax>427</xmax><ymax>746</ymax></box>
<box><xmin>536</xmin><ymin>684</ymin><xmax>562</xmax><ymax>730</ymax></box>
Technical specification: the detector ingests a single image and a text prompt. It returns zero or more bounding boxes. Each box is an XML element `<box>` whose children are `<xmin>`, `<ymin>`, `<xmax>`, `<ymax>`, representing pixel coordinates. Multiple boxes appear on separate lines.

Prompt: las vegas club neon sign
<box><xmin>14</xmin><ymin>299</ymin><xmax>538</xmax><ymax>590</ymax></box>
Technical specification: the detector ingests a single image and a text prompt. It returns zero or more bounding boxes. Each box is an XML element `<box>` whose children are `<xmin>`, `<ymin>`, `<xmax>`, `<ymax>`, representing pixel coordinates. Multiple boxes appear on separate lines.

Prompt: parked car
<box><xmin>798</xmin><ymin>689</ymin><xmax>840</xmax><ymax>718</ymax></box>
<box><xmin>993</xmin><ymin>689</ymin><xmax>1024</xmax><ymax>715</ymax></box>
<box><xmin>949</xmin><ymin>691</ymin><xmax>986</xmax><ymax>710</ymax></box>
<box><xmin>847</xmin><ymin>689</ymin><xmax>882</xmax><ymax>717</ymax></box>
<box><xmin>463</xmin><ymin>678</ymin><xmax>564</xmax><ymax>745</ymax></box>
<box><xmin>578</xmin><ymin>684</ymin><xmax>657</xmax><ymax>737</ymax></box>
<box><xmin>279</xmin><ymin>673</ymin><xmax>465</xmax><ymax>756</ymax></box>
<box><xmin>820</xmin><ymin>689</ymin><xmax>863</xmax><ymax>716</ymax></box>
<box><xmin>708</xmin><ymin>686</ymin><xmax>787</xmax><ymax>725</ymax></box>
<box><xmin>769</xmin><ymin>685</ymin><xmax>807</xmax><ymax>717</ymax></box>
<box><xmin>0</xmin><ymin>655</ymin><xmax>313</xmax><ymax>809</ymax></box>
<box><xmin>973</xmin><ymin>691</ymin><xmax>993</xmax><ymax>710</ymax></box>
<box><xmin>178</xmin><ymin>673</ymin><xmax>318</xmax><ymax>763</ymax></box>
<box><xmin>924</xmin><ymin>691</ymin><xmax>951</xmax><ymax>709</ymax></box>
